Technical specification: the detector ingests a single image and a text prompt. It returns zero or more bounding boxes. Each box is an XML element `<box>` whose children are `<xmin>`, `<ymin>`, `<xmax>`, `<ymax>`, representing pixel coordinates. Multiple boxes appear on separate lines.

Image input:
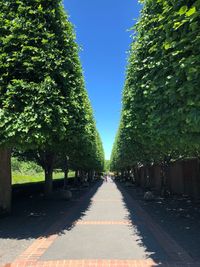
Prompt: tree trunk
<box><xmin>42</xmin><ymin>151</ymin><xmax>55</xmax><ymax>197</ymax></box>
<box><xmin>127</xmin><ymin>168</ymin><xmax>131</xmax><ymax>181</ymax></box>
<box><xmin>0</xmin><ymin>148</ymin><xmax>12</xmax><ymax>214</ymax></box>
<box><xmin>44</xmin><ymin>168</ymin><xmax>53</xmax><ymax>197</ymax></box>
<box><xmin>136</xmin><ymin>166</ymin><xmax>141</xmax><ymax>186</ymax></box>
<box><xmin>161</xmin><ymin>156</ymin><xmax>171</xmax><ymax>197</ymax></box>
<box><xmin>64</xmin><ymin>169</ymin><xmax>68</xmax><ymax>189</ymax></box>
<box><xmin>75</xmin><ymin>170</ymin><xmax>79</xmax><ymax>185</ymax></box>
<box><xmin>63</xmin><ymin>157</ymin><xmax>69</xmax><ymax>189</ymax></box>
<box><xmin>135</xmin><ymin>166</ymin><xmax>139</xmax><ymax>185</ymax></box>
<box><xmin>146</xmin><ymin>164</ymin><xmax>151</xmax><ymax>190</ymax></box>
<box><xmin>88</xmin><ymin>170</ymin><xmax>92</xmax><ymax>182</ymax></box>
<box><xmin>91</xmin><ymin>170</ymin><xmax>95</xmax><ymax>181</ymax></box>
<box><xmin>121</xmin><ymin>170</ymin><xmax>124</xmax><ymax>180</ymax></box>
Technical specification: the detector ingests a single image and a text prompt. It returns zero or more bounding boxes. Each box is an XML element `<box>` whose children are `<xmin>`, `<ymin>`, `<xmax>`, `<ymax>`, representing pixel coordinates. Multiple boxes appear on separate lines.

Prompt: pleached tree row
<box><xmin>111</xmin><ymin>0</ymin><xmax>200</xmax><ymax>190</ymax></box>
<box><xmin>0</xmin><ymin>0</ymin><xmax>104</xmax><ymax>213</ymax></box>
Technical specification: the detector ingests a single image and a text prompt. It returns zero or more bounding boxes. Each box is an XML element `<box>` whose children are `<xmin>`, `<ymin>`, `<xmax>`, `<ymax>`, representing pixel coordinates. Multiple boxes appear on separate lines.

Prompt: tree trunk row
<box><xmin>0</xmin><ymin>148</ymin><xmax>12</xmax><ymax>214</ymax></box>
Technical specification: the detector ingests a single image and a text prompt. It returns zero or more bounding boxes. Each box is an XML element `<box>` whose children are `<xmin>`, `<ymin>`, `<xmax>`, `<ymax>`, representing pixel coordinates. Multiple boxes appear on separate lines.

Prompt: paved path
<box><xmin>2</xmin><ymin>179</ymin><xmax>199</xmax><ymax>267</ymax></box>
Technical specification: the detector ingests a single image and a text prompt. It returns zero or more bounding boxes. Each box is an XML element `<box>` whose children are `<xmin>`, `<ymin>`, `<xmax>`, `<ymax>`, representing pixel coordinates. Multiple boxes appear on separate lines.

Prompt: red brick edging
<box><xmin>12</xmin><ymin>185</ymin><xmax>99</xmax><ymax>264</ymax></box>
<box><xmin>75</xmin><ymin>220</ymin><xmax>132</xmax><ymax>225</ymax></box>
<box><xmin>2</xmin><ymin>182</ymin><xmax>198</xmax><ymax>267</ymax></box>
<box><xmin>119</xmin><ymin>184</ymin><xmax>194</xmax><ymax>263</ymax></box>
<box><xmin>3</xmin><ymin>259</ymin><xmax>200</xmax><ymax>267</ymax></box>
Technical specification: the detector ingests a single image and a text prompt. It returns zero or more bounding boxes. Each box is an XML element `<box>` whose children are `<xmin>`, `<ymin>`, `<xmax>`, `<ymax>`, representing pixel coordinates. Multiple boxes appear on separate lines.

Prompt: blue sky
<box><xmin>63</xmin><ymin>0</ymin><xmax>141</xmax><ymax>160</ymax></box>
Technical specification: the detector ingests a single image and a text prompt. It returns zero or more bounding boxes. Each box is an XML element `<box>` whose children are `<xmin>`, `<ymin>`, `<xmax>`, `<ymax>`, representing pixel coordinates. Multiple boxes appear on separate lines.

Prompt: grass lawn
<box><xmin>12</xmin><ymin>171</ymin><xmax>75</xmax><ymax>185</ymax></box>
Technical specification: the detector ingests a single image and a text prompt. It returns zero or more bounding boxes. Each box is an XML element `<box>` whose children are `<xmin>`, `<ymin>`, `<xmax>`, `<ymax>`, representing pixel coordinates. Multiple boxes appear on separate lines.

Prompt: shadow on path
<box><xmin>115</xmin><ymin>181</ymin><xmax>194</xmax><ymax>265</ymax></box>
<box><xmin>0</xmin><ymin>180</ymin><xmax>103</xmax><ymax>241</ymax></box>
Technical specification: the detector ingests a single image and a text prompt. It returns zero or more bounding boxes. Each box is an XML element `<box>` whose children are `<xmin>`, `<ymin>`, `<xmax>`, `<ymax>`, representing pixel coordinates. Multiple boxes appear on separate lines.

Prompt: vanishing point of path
<box><xmin>1</xmin><ymin>179</ymin><xmax>199</xmax><ymax>267</ymax></box>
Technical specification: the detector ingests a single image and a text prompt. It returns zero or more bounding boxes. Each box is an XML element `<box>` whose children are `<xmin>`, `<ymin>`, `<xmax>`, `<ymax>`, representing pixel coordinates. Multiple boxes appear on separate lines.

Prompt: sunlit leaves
<box><xmin>0</xmin><ymin>0</ymin><xmax>104</xmax><ymax>171</ymax></box>
<box><xmin>178</xmin><ymin>6</ymin><xmax>188</xmax><ymax>15</ymax></box>
<box><xmin>111</xmin><ymin>0</ymin><xmax>200</xmax><ymax>171</ymax></box>
<box><xmin>186</xmin><ymin>6</ymin><xmax>196</xmax><ymax>16</ymax></box>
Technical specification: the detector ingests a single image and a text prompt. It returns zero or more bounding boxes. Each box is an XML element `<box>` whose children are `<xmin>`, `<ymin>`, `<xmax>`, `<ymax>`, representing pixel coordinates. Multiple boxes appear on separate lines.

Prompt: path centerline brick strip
<box><xmin>74</xmin><ymin>220</ymin><xmax>132</xmax><ymax>225</ymax></box>
<box><xmin>92</xmin><ymin>199</ymin><xmax>121</xmax><ymax>202</ymax></box>
<box><xmin>2</xmin><ymin>180</ymin><xmax>199</xmax><ymax>267</ymax></box>
<box><xmin>10</xmin><ymin>183</ymin><xmax>102</xmax><ymax>264</ymax></box>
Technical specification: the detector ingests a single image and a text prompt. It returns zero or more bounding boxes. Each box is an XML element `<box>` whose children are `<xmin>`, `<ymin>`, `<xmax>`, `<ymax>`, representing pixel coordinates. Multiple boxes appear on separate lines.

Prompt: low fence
<box><xmin>136</xmin><ymin>158</ymin><xmax>200</xmax><ymax>199</ymax></box>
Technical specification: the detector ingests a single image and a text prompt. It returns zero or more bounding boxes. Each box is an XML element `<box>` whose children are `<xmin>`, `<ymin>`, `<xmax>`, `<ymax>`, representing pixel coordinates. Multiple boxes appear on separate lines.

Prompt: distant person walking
<box><xmin>104</xmin><ymin>175</ymin><xmax>108</xmax><ymax>182</ymax></box>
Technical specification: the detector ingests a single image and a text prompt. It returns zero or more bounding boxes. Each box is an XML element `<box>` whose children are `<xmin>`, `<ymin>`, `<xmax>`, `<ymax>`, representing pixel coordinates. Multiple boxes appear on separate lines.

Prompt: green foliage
<box><xmin>12</xmin><ymin>157</ymin><xmax>43</xmax><ymax>174</ymax></box>
<box><xmin>0</xmin><ymin>0</ymin><xmax>104</xmax><ymax>174</ymax></box>
<box><xmin>111</xmin><ymin>0</ymin><xmax>200</xmax><ymax>171</ymax></box>
<box><xmin>1</xmin><ymin>0</ymin><xmax>74</xmax><ymax>148</ymax></box>
<box><xmin>12</xmin><ymin>171</ymin><xmax>75</xmax><ymax>185</ymax></box>
<box><xmin>69</xmin><ymin>119</ymin><xmax>105</xmax><ymax>172</ymax></box>
<box><xmin>104</xmin><ymin>160</ymin><xmax>110</xmax><ymax>172</ymax></box>
<box><xmin>11</xmin><ymin>157</ymin><xmax>75</xmax><ymax>184</ymax></box>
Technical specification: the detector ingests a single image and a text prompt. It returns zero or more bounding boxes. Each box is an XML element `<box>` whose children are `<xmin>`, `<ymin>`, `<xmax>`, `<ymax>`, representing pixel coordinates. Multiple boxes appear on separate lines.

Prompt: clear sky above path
<box><xmin>63</xmin><ymin>0</ymin><xmax>141</xmax><ymax>160</ymax></box>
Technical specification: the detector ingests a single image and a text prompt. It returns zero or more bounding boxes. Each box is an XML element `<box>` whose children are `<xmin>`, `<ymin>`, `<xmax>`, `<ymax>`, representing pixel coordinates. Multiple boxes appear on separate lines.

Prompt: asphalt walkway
<box><xmin>41</xmin><ymin>178</ymin><xmax>166</xmax><ymax>261</ymax></box>
<box><xmin>2</xmin><ymin>178</ymin><xmax>199</xmax><ymax>267</ymax></box>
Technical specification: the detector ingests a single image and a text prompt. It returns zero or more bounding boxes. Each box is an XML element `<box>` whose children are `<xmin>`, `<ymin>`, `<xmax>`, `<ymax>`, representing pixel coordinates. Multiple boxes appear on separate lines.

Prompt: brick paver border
<box><xmin>14</xmin><ymin>234</ymin><xmax>58</xmax><ymax>262</ymax></box>
<box><xmin>3</xmin><ymin>259</ymin><xmax>200</xmax><ymax>267</ymax></box>
<box><xmin>2</xmin><ymin>181</ymin><xmax>198</xmax><ymax>267</ymax></box>
<box><xmin>118</xmin><ymin>184</ymin><xmax>194</xmax><ymax>263</ymax></box>
<box><xmin>12</xmin><ymin>219</ymin><xmax>132</xmax><ymax>263</ymax></box>
<box><xmin>11</xmin><ymin>183</ymin><xmax>102</xmax><ymax>264</ymax></box>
